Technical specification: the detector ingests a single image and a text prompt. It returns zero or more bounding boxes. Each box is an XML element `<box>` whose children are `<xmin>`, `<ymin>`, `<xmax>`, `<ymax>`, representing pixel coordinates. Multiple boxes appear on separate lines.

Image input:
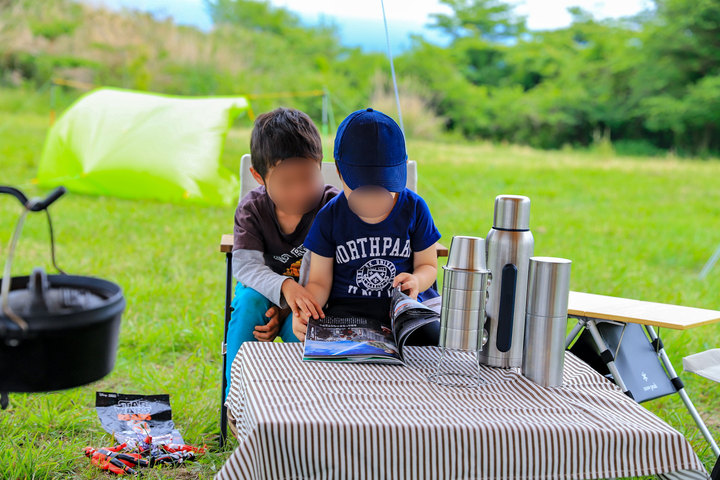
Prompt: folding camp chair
<box><xmin>217</xmin><ymin>154</ymin><xmax>448</xmax><ymax>446</ymax></box>
<box><xmin>683</xmin><ymin>349</ymin><xmax>720</xmax><ymax>479</ymax></box>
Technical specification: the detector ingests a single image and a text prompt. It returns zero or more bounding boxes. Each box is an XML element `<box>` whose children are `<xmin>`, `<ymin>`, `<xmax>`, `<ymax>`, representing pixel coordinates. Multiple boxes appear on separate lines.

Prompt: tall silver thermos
<box><xmin>479</xmin><ymin>195</ymin><xmax>534</xmax><ymax>369</ymax></box>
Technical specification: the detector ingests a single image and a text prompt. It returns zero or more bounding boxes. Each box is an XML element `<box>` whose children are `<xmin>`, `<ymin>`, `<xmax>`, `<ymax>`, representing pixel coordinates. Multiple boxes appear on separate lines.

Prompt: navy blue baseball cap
<box><xmin>334</xmin><ymin>108</ymin><xmax>407</xmax><ymax>192</ymax></box>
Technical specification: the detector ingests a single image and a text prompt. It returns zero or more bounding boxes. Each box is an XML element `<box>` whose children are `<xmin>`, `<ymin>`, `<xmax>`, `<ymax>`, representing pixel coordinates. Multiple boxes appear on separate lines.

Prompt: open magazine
<box><xmin>302</xmin><ymin>288</ymin><xmax>441</xmax><ymax>364</ymax></box>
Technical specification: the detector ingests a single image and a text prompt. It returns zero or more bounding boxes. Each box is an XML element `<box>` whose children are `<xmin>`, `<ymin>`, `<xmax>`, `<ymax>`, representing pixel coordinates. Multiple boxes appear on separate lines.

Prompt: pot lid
<box><xmin>1</xmin><ymin>267</ymin><xmax>113</xmax><ymax>321</ymax></box>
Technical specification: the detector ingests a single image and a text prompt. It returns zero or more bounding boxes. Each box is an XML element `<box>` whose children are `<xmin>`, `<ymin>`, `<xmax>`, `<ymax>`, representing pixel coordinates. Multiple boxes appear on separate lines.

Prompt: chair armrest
<box><xmin>436</xmin><ymin>242</ymin><xmax>448</xmax><ymax>257</ymax></box>
<box><xmin>220</xmin><ymin>234</ymin><xmax>233</xmax><ymax>253</ymax></box>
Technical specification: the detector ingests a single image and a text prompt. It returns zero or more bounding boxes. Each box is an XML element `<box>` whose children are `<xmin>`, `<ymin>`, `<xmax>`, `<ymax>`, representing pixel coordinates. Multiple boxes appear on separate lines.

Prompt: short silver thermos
<box><xmin>522</xmin><ymin>257</ymin><xmax>572</xmax><ymax>387</ymax></box>
<box><xmin>439</xmin><ymin>236</ymin><xmax>490</xmax><ymax>352</ymax></box>
<box><xmin>430</xmin><ymin>236</ymin><xmax>491</xmax><ymax>386</ymax></box>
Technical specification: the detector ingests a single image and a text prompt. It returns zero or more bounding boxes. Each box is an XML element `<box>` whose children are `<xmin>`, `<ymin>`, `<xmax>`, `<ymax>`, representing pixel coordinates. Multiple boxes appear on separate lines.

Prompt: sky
<box><xmin>92</xmin><ymin>0</ymin><xmax>654</xmax><ymax>52</ymax></box>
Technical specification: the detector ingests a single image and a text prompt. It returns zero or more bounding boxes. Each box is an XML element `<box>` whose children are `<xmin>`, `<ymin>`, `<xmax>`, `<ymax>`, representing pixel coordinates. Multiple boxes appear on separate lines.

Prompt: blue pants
<box><xmin>225</xmin><ymin>283</ymin><xmax>299</xmax><ymax>398</ymax></box>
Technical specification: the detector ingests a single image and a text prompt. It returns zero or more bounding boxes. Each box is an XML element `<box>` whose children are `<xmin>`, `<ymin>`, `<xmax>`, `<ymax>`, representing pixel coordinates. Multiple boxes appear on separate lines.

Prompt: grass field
<box><xmin>1</xmin><ymin>87</ymin><xmax>719</xmax><ymax>478</ymax></box>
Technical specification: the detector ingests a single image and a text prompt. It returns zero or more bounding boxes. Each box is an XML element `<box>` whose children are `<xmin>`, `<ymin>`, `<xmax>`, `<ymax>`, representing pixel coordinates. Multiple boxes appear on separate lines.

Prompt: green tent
<box><xmin>38</xmin><ymin>87</ymin><xmax>248</xmax><ymax>206</ymax></box>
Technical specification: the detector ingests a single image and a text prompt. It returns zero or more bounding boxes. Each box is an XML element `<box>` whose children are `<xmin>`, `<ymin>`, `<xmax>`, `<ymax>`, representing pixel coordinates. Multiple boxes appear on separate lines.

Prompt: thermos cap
<box><xmin>445</xmin><ymin>235</ymin><xmax>487</xmax><ymax>271</ymax></box>
<box><xmin>493</xmin><ymin>195</ymin><xmax>531</xmax><ymax>231</ymax></box>
<box><xmin>526</xmin><ymin>257</ymin><xmax>572</xmax><ymax>317</ymax></box>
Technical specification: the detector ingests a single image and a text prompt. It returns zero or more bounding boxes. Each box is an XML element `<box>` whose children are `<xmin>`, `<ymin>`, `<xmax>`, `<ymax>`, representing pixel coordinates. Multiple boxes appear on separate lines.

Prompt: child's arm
<box><xmin>232</xmin><ymin>249</ymin><xmax>288</xmax><ymax>306</ymax></box>
<box><xmin>281</xmin><ymin>278</ymin><xmax>324</xmax><ymax>322</ymax></box>
<box><xmin>393</xmin><ymin>244</ymin><xmax>438</xmax><ymax>299</ymax></box>
<box><xmin>292</xmin><ymin>252</ymin><xmax>333</xmax><ymax>341</ymax></box>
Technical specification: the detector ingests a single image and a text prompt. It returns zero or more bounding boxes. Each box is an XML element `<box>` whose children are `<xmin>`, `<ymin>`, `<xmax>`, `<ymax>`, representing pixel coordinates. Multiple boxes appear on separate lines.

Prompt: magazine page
<box><xmin>390</xmin><ymin>288</ymin><xmax>441</xmax><ymax>357</ymax></box>
<box><xmin>392</xmin><ymin>289</ymin><xmax>439</xmax><ymax>318</ymax></box>
<box><xmin>421</xmin><ymin>295</ymin><xmax>441</xmax><ymax>314</ymax></box>
<box><xmin>303</xmin><ymin>314</ymin><xmax>403</xmax><ymax>364</ymax></box>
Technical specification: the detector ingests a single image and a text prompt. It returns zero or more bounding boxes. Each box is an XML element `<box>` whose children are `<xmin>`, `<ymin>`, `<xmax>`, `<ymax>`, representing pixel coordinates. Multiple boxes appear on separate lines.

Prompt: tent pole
<box><xmin>325</xmin><ymin>88</ymin><xmax>336</xmax><ymax>135</ymax></box>
<box><xmin>321</xmin><ymin>92</ymin><xmax>329</xmax><ymax>137</ymax></box>
<box><xmin>380</xmin><ymin>0</ymin><xmax>404</xmax><ymax>134</ymax></box>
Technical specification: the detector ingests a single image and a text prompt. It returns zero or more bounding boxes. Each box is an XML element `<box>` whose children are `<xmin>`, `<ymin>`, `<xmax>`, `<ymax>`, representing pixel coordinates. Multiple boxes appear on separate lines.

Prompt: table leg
<box><xmin>565</xmin><ymin>319</ymin><xmax>585</xmax><ymax>349</ymax></box>
<box><xmin>644</xmin><ymin>325</ymin><xmax>720</xmax><ymax>457</ymax></box>
<box><xmin>565</xmin><ymin>317</ymin><xmax>631</xmax><ymax>396</ymax></box>
<box><xmin>584</xmin><ymin>319</ymin><xmax>632</xmax><ymax>398</ymax></box>
<box><xmin>220</xmin><ymin>251</ymin><xmax>232</xmax><ymax>448</ymax></box>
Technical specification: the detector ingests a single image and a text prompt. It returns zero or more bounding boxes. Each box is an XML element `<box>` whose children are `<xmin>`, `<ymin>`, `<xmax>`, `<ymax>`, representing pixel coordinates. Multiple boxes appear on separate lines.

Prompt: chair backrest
<box><xmin>239</xmin><ymin>154</ymin><xmax>418</xmax><ymax>202</ymax></box>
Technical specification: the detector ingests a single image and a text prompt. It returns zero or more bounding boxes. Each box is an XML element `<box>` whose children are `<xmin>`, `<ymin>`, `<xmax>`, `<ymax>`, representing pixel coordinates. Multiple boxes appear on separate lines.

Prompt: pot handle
<box><xmin>33</xmin><ymin>186</ymin><xmax>66</xmax><ymax>211</ymax></box>
<box><xmin>0</xmin><ymin>186</ymin><xmax>68</xmax><ymax>333</ymax></box>
<box><xmin>0</xmin><ymin>186</ymin><xmax>66</xmax><ymax>211</ymax></box>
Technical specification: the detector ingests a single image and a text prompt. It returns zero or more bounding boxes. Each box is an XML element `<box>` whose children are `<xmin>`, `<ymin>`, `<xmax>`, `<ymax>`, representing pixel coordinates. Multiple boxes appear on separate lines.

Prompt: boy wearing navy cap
<box><xmin>293</xmin><ymin>108</ymin><xmax>442</xmax><ymax>341</ymax></box>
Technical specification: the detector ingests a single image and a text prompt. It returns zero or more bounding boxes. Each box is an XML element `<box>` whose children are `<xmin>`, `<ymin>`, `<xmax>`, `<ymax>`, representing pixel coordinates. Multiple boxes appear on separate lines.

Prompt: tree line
<box><xmin>1</xmin><ymin>0</ymin><xmax>718</xmax><ymax>156</ymax></box>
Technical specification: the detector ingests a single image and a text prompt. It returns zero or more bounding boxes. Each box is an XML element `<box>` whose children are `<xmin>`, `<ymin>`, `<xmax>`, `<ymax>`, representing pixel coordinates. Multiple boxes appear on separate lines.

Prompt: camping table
<box><xmin>566</xmin><ymin>291</ymin><xmax>720</xmax><ymax>457</ymax></box>
<box><xmin>217</xmin><ymin>342</ymin><xmax>709</xmax><ymax>480</ymax></box>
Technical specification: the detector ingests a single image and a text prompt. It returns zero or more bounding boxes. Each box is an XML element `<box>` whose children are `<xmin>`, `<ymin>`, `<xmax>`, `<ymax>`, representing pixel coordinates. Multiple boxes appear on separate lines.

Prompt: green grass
<box><xmin>1</xmin><ymin>87</ymin><xmax>719</xmax><ymax>478</ymax></box>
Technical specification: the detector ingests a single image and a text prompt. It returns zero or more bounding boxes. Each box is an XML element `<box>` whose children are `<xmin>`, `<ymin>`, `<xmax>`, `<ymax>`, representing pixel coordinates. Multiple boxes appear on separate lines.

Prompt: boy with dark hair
<box><xmin>226</xmin><ymin>107</ymin><xmax>338</xmax><ymax>394</ymax></box>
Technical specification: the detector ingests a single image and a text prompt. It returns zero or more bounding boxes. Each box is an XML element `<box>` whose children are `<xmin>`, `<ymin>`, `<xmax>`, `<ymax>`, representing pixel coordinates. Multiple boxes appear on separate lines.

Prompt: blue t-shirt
<box><xmin>304</xmin><ymin>188</ymin><xmax>441</xmax><ymax>317</ymax></box>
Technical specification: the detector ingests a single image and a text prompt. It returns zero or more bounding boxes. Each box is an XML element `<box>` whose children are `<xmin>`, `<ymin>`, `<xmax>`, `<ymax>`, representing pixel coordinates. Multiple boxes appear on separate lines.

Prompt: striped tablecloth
<box><xmin>218</xmin><ymin>342</ymin><xmax>708</xmax><ymax>480</ymax></box>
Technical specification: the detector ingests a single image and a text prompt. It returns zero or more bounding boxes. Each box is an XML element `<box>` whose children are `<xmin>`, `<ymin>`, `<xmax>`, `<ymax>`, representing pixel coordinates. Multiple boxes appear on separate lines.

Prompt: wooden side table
<box><xmin>566</xmin><ymin>291</ymin><xmax>720</xmax><ymax>457</ymax></box>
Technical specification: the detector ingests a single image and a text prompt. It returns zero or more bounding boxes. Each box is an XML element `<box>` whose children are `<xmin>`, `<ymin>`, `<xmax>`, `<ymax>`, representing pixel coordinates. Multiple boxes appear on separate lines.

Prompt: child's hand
<box><xmin>292</xmin><ymin>311</ymin><xmax>309</xmax><ymax>342</ymax></box>
<box><xmin>282</xmin><ymin>279</ymin><xmax>325</xmax><ymax>321</ymax></box>
<box><xmin>253</xmin><ymin>306</ymin><xmax>288</xmax><ymax>342</ymax></box>
<box><xmin>394</xmin><ymin>273</ymin><xmax>420</xmax><ymax>299</ymax></box>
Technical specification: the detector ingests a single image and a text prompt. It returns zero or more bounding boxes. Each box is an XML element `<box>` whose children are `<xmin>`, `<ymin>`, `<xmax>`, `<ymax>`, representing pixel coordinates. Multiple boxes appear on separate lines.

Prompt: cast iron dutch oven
<box><xmin>0</xmin><ymin>186</ymin><xmax>125</xmax><ymax>408</ymax></box>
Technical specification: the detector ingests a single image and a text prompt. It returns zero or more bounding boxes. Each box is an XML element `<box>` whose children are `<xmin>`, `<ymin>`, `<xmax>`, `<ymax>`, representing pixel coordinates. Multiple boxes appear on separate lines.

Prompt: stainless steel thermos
<box><xmin>479</xmin><ymin>195</ymin><xmax>534</xmax><ymax>369</ymax></box>
<box><xmin>431</xmin><ymin>235</ymin><xmax>491</xmax><ymax>387</ymax></box>
<box><xmin>522</xmin><ymin>257</ymin><xmax>572</xmax><ymax>387</ymax></box>
<box><xmin>439</xmin><ymin>236</ymin><xmax>491</xmax><ymax>352</ymax></box>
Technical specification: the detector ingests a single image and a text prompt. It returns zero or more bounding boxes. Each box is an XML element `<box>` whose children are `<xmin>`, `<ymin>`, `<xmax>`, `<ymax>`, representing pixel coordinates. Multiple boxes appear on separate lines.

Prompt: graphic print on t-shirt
<box><xmin>282</xmin><ymin>258</ymin><xmax>303</xmax><ymax>278</ymax></box>
<box><xmin>354</xmin><ymin>258</ymin><xmax>396</xmax><ymax>295</ymax></box>
<box><xmin>272</xmin><ymin>245</ymin><xmax>307</xmax><ymax>279</ymax></box>
<box><xmin>335</xmin><ymin>236</ymin><xmax>411</xmax><ymax>298</ymax></box>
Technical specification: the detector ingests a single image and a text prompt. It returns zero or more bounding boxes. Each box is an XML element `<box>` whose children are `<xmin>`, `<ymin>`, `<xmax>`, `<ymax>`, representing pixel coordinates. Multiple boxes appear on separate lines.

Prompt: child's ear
<box><xmin>249</xmin><ymin>167</ymin><xmax>264</xmax><ymax>186</ymax></box>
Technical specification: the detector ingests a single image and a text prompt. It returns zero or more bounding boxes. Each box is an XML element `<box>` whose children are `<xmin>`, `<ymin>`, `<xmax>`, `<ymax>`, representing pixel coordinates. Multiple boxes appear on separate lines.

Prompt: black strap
<box><xmin>600</xmin><ymin>349</ymin><xmax>615</xmax><ymax>364</ymax></box>
<box><xmin>651</xmin><ymin>337</ymin><xmax>664</xmax><ymax>352</ymax></box>
<box><xmin>670</xmin><ymin>376</ymin><xmax>685</xmax><ymax>391</ymax></box>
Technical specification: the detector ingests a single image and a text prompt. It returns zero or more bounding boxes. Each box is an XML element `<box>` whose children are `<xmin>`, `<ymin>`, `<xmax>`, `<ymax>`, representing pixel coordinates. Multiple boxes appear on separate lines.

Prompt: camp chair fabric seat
<box><xmin>683</xmin><ymin>349</ymin><xmax>720</xmax><ymax>383</ymax></box>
